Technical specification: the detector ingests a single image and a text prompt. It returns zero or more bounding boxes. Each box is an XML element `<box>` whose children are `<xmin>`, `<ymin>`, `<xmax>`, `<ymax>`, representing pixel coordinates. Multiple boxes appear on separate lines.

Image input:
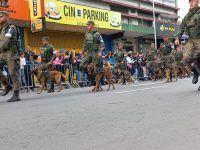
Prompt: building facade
<box><xmin>2</xmin><ymin>0</ymin><xmax>179</xmax><ymax>54</ymax></box>
<box><xmin>42</xmin><ymin>0</ymin><xmax>179</xmax><ymax>53</ymax></box>
<box><xmin>101</xmin><ymin>0</ymin><xmax>179</xmax><ymax>53</ymax></box>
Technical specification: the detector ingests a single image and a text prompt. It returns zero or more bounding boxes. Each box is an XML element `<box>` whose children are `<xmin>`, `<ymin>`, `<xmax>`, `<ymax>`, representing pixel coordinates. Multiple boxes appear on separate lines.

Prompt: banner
<box><xmin>29</xmin><ymin>0</ymin><xmax>42</xmax><ymax>20</ymax></box>
<box><xmin>156</xmin><ymin>22</ymin><xmax>179</xmax><ymax>37</ymax></box>
<box><xmin>44</xmin><ymin>0</ymin><xmax>122</xmax><ymax>30</ymax></box>
<box><xmin>0</xmin><ymin>0</ymin><xmax>30</xmax><ymax>20</ymax></box>
<box><xmin>31</xmin><ymin>18</ymin><xmax>43</xmax><ymax>33</ymax></box>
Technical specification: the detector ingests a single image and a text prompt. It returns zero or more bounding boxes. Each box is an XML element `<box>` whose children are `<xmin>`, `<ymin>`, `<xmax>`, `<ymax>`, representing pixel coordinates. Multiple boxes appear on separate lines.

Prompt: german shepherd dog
<box><xmin>117</xmin><ymin>70</ymin><xmax>134</xmax><ymax>84</ymax></box>
<box><xmin>153</xmin><ymin>61</ymin><xmax>163</xmax><ymax>81</ymax></box>
<box><xmin>165</xmin><ymin>63</ymin><xmax>178</xmax><ymax>82</ymax></box>
<box><xmin>87</xmin><ymin>63</ymin><xmax>115</xmax><ymax>92</ymax></box>
<box><xmin>30</xmin><ymin>66</ymin><xmax>65</xmax><ymax>94</ymax></box>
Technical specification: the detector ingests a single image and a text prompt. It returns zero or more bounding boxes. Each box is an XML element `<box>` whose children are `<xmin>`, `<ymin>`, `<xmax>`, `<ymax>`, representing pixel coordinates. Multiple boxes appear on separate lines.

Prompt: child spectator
<box><xmin>19</xmin><ymin>52</ymin><xmax>26</xmax><ymax>86</ymax></box>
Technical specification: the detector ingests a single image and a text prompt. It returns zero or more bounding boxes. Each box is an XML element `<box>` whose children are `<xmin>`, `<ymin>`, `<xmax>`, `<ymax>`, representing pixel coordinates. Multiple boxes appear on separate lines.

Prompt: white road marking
<box><xmin>115</xmin><ymin>85</ymin><xmax>167</xmax><ymax>94</ymax></box>
<box><xmin>117</xmin><ymin>81</ymin><xmax>165</xmax><ymax>88</ymax></box>
<box><xmin>130</xmin><ymin>82</ymin><xmax>164</xmax><ymax>87</ymax></box>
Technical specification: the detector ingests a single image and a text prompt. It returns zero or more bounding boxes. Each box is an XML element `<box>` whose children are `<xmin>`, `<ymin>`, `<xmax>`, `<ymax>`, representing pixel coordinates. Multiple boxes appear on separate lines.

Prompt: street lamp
<box><xmin>152</xmin><ymin>0</ymin><xmax>157</xmax><ymax>49</ymax></box>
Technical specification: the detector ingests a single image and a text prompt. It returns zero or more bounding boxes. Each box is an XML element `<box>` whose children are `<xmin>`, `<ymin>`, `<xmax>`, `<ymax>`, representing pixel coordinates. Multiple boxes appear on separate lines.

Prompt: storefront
<box><xmin>155</xmin><ymin>21</ymin><xmax>179</xmax><ymax>48</ymax></box>
<box><xmin>26</xmin><ymin>0</ymin><xmax>122</xmax><ymax>53</ymax></box>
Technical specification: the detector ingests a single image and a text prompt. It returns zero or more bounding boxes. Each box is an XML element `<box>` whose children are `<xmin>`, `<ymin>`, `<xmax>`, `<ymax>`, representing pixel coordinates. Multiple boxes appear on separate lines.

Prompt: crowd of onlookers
<box><xmin>1</xmin><ymin>45</ymin><xmax>153</xmax><ymax>90</ymax></box>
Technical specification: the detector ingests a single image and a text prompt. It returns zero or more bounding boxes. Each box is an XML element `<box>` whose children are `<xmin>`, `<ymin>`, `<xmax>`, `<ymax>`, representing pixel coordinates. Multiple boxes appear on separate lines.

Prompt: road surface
<box><xmin>1</xmin><ymin>79</ymin><xmax>200</xmax><ymax>150</ymax></box>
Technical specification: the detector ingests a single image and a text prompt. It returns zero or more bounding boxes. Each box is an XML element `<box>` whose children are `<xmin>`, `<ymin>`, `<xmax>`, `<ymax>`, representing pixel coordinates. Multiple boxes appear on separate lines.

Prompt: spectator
<box><xmin>24</xmin><ymin>46</ymin><xmax>35</xmax><ymax>60</ymax></box>
<box><xmin>141</xmin><ymin>53</ymin><xmax>148</xmax><ymax>80</ymax></box>
<box><xmin>62</xmin><ymin>50</ymin><xmax>71</xmax><ymax>65</ymax></box>
<box><xmin>60</xmin><ymin>49</ymin><xmax>65</xmax><ymax>62</ymax></box>
<box><xmin>25</xmin><ymin>55</ymin><xmax>37</xmax><ymax>89</ymax></box>
<box><xmin>73</xmin><ymin>52</ymin><xmax>82</xmax><ymax>82</ymax></box>
<box><xmin>138</xmin><ymin>52</ymin><xmax>148</xmax><ymax>80</ymax></box>
<box><xmin>126</xmin><ymin>51</ymin><xmax>134</xmax><ymax>74</ymax></box>
<box><xmin>105</xmin><ymin>51</ymin><xmax>115</xmax><ymax>66</ymax></box>
<box><xmin>53</xmin><ymin>51</ymin><xmax>62</xmax><ymax>65</ymax></box>
<box><xmin>132</xmin><ymin>52</ymin><xmax>139</xmax><ymax>82</ymax></box>
<box><xmin>19</xmin><ymin>52</ymin><xmax>26</xmax><ymax>86</ymax></box>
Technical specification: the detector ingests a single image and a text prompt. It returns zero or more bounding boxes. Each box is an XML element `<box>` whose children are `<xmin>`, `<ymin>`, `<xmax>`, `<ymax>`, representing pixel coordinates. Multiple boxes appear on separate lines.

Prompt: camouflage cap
<box><xmin>87</xmin><ymin>20</ymin><xmax>95</xmax><ymax>26</ymax></box>
<box><xmin>0</xmin><ymin>11</ymin><xmax>9</xmax><ymax>17</ymax></box>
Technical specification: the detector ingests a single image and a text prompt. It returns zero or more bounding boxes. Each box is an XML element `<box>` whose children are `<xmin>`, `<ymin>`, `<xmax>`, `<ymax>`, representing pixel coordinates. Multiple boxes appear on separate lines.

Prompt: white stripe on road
<box><xmin>130</xmin><ymin>82</ymin><xmax>164</xmax><ymax>87</ymax></box>
<box><xmin>115</xmin><ymin>85</ymin><xmax>167</xmax><ymax>94</ymax></box>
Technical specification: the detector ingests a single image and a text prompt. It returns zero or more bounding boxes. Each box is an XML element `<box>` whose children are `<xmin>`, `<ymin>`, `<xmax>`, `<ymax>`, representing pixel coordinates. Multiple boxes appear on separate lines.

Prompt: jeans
<box><xmin>20</xmin><ymin>69</ymin><xmax>26</xmax><ymax>86</ymax></box>
<box><xmin>133</xmin><ymin>68</ymin><xmax>138</xmax><ymax>80</ymax></box>
<box><xmin>74</xmin><ymin>70</ymin><xmax>80</xmax><ymax>81</ymax></box>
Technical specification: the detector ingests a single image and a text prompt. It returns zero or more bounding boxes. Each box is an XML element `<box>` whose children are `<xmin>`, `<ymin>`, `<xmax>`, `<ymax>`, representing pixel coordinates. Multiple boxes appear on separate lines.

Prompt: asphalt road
<box><xmin>1</xmin><ymin>79</ymin><xmax>200</xmax><ymax>150</ymax></box>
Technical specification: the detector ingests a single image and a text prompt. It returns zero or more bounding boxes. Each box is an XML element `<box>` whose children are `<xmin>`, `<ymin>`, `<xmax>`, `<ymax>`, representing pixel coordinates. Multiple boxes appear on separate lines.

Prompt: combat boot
<box><xmin>47</xmin><ymin>81</ymin><xmax>55</xmax><ymax>93</ymax></box>
<box><xmin>1</xmin><ymin>83</ymin><xmax>12</xmax><ymax>96</ymax></box>
<box><xmin>192</xmin><ymin>66</ymin><xmax>199</xmax><ymax>84</ymax></box>
<box><xmin>7</xmin><ymin>91</ymin><xmax>21</xmax><ymax>102</ymax></box>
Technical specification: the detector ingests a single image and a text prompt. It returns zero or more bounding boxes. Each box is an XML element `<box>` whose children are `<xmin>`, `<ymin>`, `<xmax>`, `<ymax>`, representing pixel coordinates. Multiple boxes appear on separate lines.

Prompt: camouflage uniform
<box><xmin>0</xmin><ymin>23</ymin><xmax>21</xmax><ymax>101</ymax></box>
<box><xmin>40</xmin><ymin>43</ymin><xmax>55</xmax><ymax>71</ymax></box>
<box><xmin>177</xmin><ymin>6</ymin><xmax>200</xmax><ymax>84</ymax></box>
<box><xmin>158</xmin><ymin>41</ymin><xmax>175</xmax><ymax>82</ymax></box>
<box><xmin>80</xmin><ymin>30</ymin><xmax>104</xmax><ymax>71</ymax></box>
<box><xmin>39</xmin><ymin>43</ymin><xmax>56</xmax><ymax>92</ymax></box>
<box><xmin>147</xmin><ymin>48</ymin><xmax>157</xmax><ymax>77</ymax></box>
<box><xmin>173</xmin><ymin>51</ymin><xmax>183</xmax><ymax>66</ymax></box>
<box><xmin>158</xmin><ymin>41</ymin><xmax>175</xmax><ymax>68</ymax></box>
<box><xmin>177</xmin><ymin>7</ymin><xmax>200</xmax><ymax>64</ymax></box>
<box><xmin>113</xmin><ymin>49</ymin><xmax>126</xmax><ymax>72</ymax></box>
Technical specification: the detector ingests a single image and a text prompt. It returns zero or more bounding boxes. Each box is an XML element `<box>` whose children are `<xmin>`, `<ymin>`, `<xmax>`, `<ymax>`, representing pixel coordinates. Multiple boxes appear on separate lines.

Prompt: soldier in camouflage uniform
<box><xmin>0</xmin><ymin>11</ymin><xmax>21</xmax><ymax>102</ymax></box>
<box><xmin>146</xmin><ymin>43</ymin><xmax>157</xmax><ymax>79</ymax></box>
<box><xmin>175</xmin><ymin>0</ymin><xmax>200</xmax><ymax>85</ymax></box>
<box><xmin>173</xmin><ymin>47</ymin><xmax>183</xmax><ymax>68</ymax></box>
<box><xmin>80</xmin><ymin>21</ymin><xmax>105</xmax><ymax>73</ymax></box>
<box><xmin>39</xmin><ymin>37</ymin><xmax>56</xmax><ymax>93</ymax></box>
<box><xmin>171</xmin><ymin>46</ymin><xmax>183</xmax><ymax>79</ymax></box>
<box><xmin>113</xmin><ymin>42</ymin><xmax>126</xmax><ymax>82</ymax></box>
<box><xmin>158</xmin><ymin>34</ymin><xmax>175</xmax><ymax>82</ymax></box>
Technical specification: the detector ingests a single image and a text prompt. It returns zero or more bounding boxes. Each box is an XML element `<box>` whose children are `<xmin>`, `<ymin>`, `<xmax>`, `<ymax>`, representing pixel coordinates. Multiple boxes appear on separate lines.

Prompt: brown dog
<box><xmin>165</xmin><ymin>63</ymin><xmax>178</xmax><ymax>82</ymax></box>
<box><xmin>153</xmin><ymin>61</ymin><xmax>163</xmax><ymax>81</ymax></box>
<box><xmin>87</xmin><ymin>63</ymin><xmax>115</xmax><ymax>92</ymax></box>
<box><xmin>31</xmin><ymin>67</ymin><xmax>65</xmax><ymax>94</ymax></box>
<box><xmin>118</xmin><ymin>70</ymin><xmax>134</xmax><ymax>84</ymax></box>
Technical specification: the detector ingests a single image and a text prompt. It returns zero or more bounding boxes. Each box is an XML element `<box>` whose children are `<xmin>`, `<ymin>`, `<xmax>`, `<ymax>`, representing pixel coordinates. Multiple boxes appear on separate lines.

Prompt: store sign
<box><xmin>29</xmin><ymin>0</ymin><xmax>42</xmax><ymax>20</ymax></box>
<box><xmin>0</xmin><ymin>0</ymin><xmax>30</xmax><ymax>20</ymax></box>
<box><xmin>44</xmin><ymin>0</ymin><xmax>122</xmax><ymax>30</ymax></box>
<box><xmin>156</xmin><ymin>22</ymin><xmax>179</xmax><ymax>37</ymax></box>
<box><xmin>31</xmin><ymin>18</ymin><xmax>43</xmax><ymax>33</ymax></box>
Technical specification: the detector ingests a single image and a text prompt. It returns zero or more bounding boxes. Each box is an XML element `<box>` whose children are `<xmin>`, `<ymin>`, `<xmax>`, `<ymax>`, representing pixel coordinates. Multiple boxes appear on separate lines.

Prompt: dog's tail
<box><xmin>60</xmin><ymin>72</ymin><xmax>66</xmax><ymax>79</ymax></box>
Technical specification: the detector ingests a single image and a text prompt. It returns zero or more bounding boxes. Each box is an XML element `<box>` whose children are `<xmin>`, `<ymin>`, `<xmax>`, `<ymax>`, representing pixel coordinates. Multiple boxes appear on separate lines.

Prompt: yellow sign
<box><xmin>29</xmin><ymin>0</ymin><xmax>42</xmax><ymax>20</ymax></box>
<box><xmin>44</xmin><ymin>0</ymin><xmax>122</xmax><ymax>30</ymax></box>
<box><xmin>31</xmin><ymin>18</ymin><xmax>43</xmax><ymax>33</ymax></box>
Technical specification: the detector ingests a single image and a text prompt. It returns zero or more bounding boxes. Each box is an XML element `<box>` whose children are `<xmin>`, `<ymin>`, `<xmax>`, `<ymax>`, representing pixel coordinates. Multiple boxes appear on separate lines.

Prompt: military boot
<box><xmin>7</xmin><ymin>91</ymin><xmax>21</xmax><ymax>102</ymax></box>
<box><xmin>192</xmin><ymin>67</ymin><xmax>199</xmax><ymax>84</ymax></box>
<box><xmin>1</xmin><ymin>83</ymin><xmax>12</xmax><ymax>96</ymax></box>
<box><xmin>198</xmin><ymin>86</ymin><xmax>200</xmax><ymax>91</ymax></box>
<box><xmin>47</xmin><ymin>81</ymin><xmax>54</xmax><ymax>93</ymax></box>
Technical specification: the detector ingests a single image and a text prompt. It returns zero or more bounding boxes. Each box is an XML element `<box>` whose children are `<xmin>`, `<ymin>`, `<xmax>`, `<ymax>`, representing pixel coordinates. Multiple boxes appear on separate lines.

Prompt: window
<box><xmin>130</xmin><ymin>9</ymin><xmax>136</xmax><ymax>14</ymax></box>
<box><xmin>138</xmin><ymin>19</ymin><xmax>153</xmax><ymax>27</ymax></box>
<box><xmin>110</xmin><ymin>5</ymin><xmax>128</xmax><ymax>13</ymax></box>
